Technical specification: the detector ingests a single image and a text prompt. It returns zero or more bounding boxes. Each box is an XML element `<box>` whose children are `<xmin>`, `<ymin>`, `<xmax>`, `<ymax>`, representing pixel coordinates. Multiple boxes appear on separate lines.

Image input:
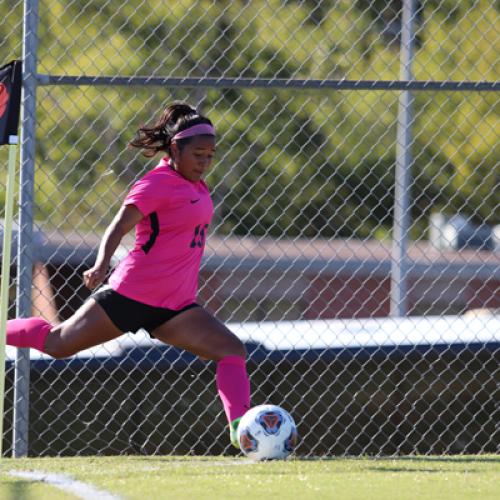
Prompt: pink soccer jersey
<box><xmin>108</xmin><ymin>157</ymin><xmax>214</xmax><ymax>309</ymax></box>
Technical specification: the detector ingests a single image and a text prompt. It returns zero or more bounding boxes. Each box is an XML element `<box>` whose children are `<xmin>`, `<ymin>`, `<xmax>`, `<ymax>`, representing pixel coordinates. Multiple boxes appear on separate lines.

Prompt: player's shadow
<box><xmin>123</xmin><ymin>455</ymin><xmax>500</xmax><ymax>468</ymax></box>
<box><xmin>393</xmin><ymin>456</ymin><xmax>500</xmax><ymax>464</ymax></box>
<box><xmin>294</xmin><ymin>455</ymin><xmax>500</xmax><ymax>465</ymax></box>
<box><xmin>368</xmin><ymin>467</ymin><xmax>452</xmax><ymax>473</ymax></box>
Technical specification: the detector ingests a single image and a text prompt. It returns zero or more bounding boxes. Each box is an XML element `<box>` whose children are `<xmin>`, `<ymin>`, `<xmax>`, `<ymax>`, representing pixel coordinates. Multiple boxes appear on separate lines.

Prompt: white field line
<box><xmin>9</xmin><ymin>470</ymin><xmax>123</xmax><ymax>500</ymax></box>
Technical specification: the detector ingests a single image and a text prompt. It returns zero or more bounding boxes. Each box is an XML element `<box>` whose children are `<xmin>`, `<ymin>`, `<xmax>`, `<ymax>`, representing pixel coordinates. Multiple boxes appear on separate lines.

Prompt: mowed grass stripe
<box><xmin>1</xmin><ymin>455</ymin><xmax>499</xmax><ymax>500</ymax></box>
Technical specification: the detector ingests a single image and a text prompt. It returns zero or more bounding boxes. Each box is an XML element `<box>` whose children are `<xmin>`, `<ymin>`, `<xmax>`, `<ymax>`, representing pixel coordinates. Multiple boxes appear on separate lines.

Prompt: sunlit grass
<box><xmin>1</xmin><ymin>455</ymin><xmax>499</xmax><ymax>500</ymax></box>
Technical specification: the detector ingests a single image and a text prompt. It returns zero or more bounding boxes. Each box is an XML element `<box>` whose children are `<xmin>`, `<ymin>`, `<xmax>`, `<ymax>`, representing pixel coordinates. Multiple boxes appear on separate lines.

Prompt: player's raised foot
<box><xmin>230</xmin><ymin>417</ymin><xmax>241</xmax><ymax>449</ymax></box>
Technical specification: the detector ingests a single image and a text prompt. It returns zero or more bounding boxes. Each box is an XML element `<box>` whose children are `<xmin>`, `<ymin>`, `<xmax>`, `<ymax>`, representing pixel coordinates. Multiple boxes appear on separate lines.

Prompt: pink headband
<box><xmin>172</xmin><ymin>123</ymin><xmax>215</xmax><ymax>141</ymax></box>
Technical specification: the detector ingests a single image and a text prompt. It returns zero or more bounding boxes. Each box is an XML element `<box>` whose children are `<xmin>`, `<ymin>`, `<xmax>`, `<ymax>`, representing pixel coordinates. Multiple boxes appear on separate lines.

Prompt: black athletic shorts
<box><xmin>92</xmin><ymin>285</ymin><xmax>199</xmax><ymax>334</ymax></box>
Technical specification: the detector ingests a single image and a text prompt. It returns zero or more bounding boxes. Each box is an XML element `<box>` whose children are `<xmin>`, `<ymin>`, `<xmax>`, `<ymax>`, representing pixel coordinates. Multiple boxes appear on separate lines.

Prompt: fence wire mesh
<box><xmin>1</xmin><ymin>0</ymin><xmax>499</xmax><ymax>457</ymax></box>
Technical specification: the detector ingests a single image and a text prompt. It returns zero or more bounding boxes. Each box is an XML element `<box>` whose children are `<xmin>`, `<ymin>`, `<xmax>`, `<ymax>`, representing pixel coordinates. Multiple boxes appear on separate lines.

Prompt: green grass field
<box><xmin>1</xmin><ymin>455</ymin><xmax>499</xmax><ymax>499</ymax></box>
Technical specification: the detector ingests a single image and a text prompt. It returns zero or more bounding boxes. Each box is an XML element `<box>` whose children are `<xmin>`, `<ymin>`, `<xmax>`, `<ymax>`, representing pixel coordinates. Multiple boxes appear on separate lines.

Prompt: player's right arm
<box><xmin>83</xmin><ymin>204</ymin><xmax>144</xmax><ymax>289</ymax></box>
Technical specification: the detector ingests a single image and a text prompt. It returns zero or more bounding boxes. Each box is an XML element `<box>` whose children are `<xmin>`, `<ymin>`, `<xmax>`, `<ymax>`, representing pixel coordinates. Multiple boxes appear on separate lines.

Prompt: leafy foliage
<box><xmin>0</xmin><ymin>0</ymin><xmax>497</xmax><ymax>236</ymax></box>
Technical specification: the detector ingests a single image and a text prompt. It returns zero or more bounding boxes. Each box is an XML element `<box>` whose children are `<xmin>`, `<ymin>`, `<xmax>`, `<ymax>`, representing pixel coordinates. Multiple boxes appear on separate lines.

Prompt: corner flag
<box><xmin>0</xmin><ymin>60</ymin><xmax>22</xmax><ymax>145</ymax></box>
<box><xmin>1</xmin><ymin>59</ymin><xmax>22</xmax><ymax>458</ymax></box>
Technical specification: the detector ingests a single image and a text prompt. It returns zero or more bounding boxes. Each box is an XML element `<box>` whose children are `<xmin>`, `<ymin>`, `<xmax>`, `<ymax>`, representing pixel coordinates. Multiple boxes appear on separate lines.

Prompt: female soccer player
<box><xmin>6</xmin><ymin>102</ymin><xmax>250</xmax><ymax>448</ymax></box>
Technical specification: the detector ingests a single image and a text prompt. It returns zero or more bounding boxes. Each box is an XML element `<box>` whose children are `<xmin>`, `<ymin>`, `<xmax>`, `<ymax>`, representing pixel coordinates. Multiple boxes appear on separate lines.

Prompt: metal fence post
<box><xmin>13</xmin><ymin>0</ymin><xmax>39</xmax><ymax>457</ymax></box>
<box><xmin>391</xmin><ymin>0</ymin><xmax>415</xmax><ymax>317</ymax></box>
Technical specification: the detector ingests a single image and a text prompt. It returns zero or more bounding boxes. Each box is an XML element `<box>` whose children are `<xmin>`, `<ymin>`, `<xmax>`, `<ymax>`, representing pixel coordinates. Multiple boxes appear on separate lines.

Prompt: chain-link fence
<box><xmin>1</xmin><ymin>0</ymin><xmax>499</xmax><ymax>457</ymax></box>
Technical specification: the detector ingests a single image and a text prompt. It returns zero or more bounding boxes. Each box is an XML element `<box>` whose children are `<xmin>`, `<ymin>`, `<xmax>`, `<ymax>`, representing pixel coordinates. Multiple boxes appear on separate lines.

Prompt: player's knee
<box><xmin>213</xmin><ymin>334</ymin><xmax>247</xmax><ymax>360</ymax></box>
<box><xmin>227</xmin><ymin>335</ymin><xmax>247</xmax><ymax>359</ymax></box>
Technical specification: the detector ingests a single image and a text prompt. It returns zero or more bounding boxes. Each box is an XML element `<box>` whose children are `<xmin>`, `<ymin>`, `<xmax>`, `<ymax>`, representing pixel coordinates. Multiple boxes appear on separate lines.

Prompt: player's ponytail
<box><xmin>129</xmin><ymin>102</ymin><xmax>213</xmax><ymax>157</ymax></box>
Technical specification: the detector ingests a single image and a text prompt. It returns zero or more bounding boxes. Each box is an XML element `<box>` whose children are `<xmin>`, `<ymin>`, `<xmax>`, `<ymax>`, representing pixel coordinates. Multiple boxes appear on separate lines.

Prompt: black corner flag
<box><xmin>0</xmin><ymin>60</ymin><xmax>22</xmax><ymax>145</ymax></box>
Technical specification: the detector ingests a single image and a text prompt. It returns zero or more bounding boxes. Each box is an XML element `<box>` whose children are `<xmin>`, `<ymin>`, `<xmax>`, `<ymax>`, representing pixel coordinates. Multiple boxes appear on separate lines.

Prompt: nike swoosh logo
<box><xmin>190</xmin><ymin>199</ymin><xmax>200</xmax><ymax>204</ymax></box>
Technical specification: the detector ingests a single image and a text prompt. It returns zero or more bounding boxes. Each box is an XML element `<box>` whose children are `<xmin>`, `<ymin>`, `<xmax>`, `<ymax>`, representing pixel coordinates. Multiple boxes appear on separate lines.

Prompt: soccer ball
<box><xmin>237</xmin><ymin>404</ymin><xmax>298</xmax><ymax>460</ymax></box>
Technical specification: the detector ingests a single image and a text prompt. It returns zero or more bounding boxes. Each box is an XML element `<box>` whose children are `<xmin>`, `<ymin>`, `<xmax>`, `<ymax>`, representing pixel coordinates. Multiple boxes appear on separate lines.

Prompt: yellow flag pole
<box><xmin>0</xmin><ymin>136</ymin><xmax>18</xmax><ymax>457</ymax></box>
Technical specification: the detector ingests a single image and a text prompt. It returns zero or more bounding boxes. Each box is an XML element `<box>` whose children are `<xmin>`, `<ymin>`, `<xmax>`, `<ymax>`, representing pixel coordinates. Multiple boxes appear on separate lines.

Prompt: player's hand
<box><xmin>83</xmin><ymin>265</ymin><xmax>107</xmax><ymax>290</ymax></box>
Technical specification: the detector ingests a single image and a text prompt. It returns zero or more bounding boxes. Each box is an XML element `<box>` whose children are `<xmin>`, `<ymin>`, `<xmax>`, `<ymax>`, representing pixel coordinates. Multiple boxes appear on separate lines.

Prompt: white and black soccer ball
<box><xmin>237</xmin><ymin>404</ymin><xmax>298</xmax><ymax>460</ymax></box>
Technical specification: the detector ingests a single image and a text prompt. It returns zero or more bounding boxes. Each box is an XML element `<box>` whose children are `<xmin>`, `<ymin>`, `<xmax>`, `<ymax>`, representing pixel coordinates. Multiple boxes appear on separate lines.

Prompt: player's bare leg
<box><xmin>44</xmin><ymin>299</ymin><xmax>123</xmax><ymax>358</ymax></box>
<box><xmin>152</xmin><ymin>307</ymin><xmax>250</xmax><ymax>448</ymax></box>
<box><xmin>151</xmin><ymin>306</ymin><xmax>245</xmax><ymax>360</ymax></box>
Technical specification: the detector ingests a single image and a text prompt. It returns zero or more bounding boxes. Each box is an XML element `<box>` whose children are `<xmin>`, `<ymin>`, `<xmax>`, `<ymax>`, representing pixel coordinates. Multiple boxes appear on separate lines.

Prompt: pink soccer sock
<box><xmin>6</xmin><ymin>317</ymin><xmax>52</xmax><ymax>353</ymax></box>
<box><xmin>216</xmin><ymin>355</ymin><xmax>251</xmax><ymax>424</ymax></box>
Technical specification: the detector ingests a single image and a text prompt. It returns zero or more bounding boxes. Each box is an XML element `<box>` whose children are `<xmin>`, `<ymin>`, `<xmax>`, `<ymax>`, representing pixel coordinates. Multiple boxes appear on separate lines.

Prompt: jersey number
<box><xmin>190</xmin><ymin>224</ymin><xmax>208</xmax><ymax>248</ymax></box>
